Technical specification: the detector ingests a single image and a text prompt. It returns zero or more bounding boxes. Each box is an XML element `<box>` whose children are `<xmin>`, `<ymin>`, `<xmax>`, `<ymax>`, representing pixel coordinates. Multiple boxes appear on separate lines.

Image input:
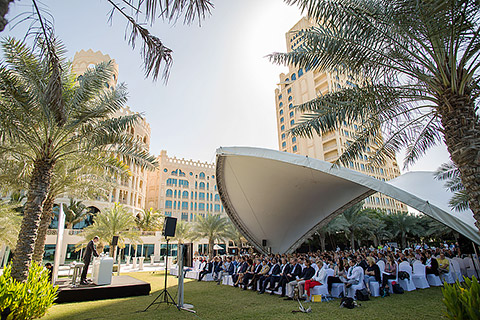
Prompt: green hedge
<box><xmin>442</xmin><ymin>276</ymin><xmax>480</xmax><ymax>320</ymax></box>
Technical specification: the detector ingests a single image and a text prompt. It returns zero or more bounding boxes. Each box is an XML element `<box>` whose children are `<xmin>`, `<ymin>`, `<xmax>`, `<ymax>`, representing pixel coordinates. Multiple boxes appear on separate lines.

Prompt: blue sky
<box><xmin>4</xmin><ymin>0</ymin><xmax>450</xmax><ymax>171</ymax></box>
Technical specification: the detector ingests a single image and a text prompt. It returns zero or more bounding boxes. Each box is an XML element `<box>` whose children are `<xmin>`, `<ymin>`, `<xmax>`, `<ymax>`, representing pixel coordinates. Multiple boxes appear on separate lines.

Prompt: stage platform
<box><xmin>55</xmin><ymin>275</ymin><xmax>151</xmax><ymax>303</ymax></box>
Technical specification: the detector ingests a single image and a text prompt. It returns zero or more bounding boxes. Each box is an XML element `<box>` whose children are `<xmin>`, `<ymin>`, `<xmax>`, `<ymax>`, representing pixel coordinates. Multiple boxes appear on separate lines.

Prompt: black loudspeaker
<box><xmin>262</xmin><ymin>239</ymin><xmax>267</xmax><ymax>247</ymax></box>
<box><xmin>162</xmin><ymin>217</ymin><xmax>177</xmax><ymax>237</ymax></box>
<box><xmin>112</xmin><ymin>236</ymin><xmax>119</xmax><ymax>246</ymax></box>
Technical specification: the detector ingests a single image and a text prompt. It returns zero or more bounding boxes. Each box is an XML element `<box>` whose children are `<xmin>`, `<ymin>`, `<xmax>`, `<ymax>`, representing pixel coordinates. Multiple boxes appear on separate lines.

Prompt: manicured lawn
<box><xmin>43</xmin><ymin>272</ymin><xmax>446</xmax><ymax>320</ymax></box>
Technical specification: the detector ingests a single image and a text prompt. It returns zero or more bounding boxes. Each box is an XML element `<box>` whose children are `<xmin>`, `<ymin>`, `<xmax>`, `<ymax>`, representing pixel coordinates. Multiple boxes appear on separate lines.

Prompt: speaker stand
<box><xmin>143</xmin><ymin>237</ymin><xmax>179</xmax><ymax>312</ymax></box>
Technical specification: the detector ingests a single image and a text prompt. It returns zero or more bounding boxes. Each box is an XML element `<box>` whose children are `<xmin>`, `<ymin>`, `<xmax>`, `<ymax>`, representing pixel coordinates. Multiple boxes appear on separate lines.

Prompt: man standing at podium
<box><xmin>80</xmin><ymin>236</ymin><xmax>99</xmax><ymax>285</ymax></box>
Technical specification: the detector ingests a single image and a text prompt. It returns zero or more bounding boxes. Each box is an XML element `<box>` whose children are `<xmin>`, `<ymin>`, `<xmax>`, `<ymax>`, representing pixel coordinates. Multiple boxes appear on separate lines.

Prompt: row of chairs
<box><xmin>171</xmin><ymin>256</ymin><xmax>480</xmax><ymax>299</ymax></box>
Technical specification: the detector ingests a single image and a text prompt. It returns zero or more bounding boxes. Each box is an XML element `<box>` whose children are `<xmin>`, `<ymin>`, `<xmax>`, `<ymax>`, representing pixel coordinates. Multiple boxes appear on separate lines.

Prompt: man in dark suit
<box><xmin>80</xmin><ymin>236</ymin><xmax>99</xmax><ymax>285</ymax></box>
<box><xmin>270</xmin><ymin>258</ymin><xmax>290</xmax><ymax>295</ymax></box>
<box><xmin>284</xmin><ymin>259</ymin><xmax>315</xmax><ymax>300</ymax></box>
<box><xmin>278</xmin><ymin>258</ymin><xmax>302</xmax><ymax>297</ymax></box>
<box><xmin>198</xmin><ymin>258</ymin><xmax>213</xmax><ymax>281</ymax></box>
<box><xmin>259</xmin><ymin>258</ymin><xmax>280</xmax><ymax>294</ymax></box>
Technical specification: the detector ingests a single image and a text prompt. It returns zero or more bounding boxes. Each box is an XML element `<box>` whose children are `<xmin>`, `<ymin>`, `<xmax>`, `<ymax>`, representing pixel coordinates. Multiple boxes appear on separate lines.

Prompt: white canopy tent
<box><xmin>215</xmin><ymin>147</ymin><xmax>480</xmax><ymax>254</ymax></box>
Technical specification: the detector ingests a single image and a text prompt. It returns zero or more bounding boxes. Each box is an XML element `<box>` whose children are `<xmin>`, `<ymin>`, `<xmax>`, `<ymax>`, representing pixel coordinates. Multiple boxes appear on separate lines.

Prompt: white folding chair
<box><xmin>439</xmin><ymin>259</ymin><xmax>455</xmax><ymax>284</ymax></box>
<box><xmin>398</xmin><ymin>261</ymin><xmax>416</xmax><ymax>291</ymax></box>
<box><xmin>310</xmin><ymin>268</ymin><xmax>333</xmax><ymax>297</ymax></box>
<box><xmin>412</xmin><ymin>262</ymin><xmax>430</xmax><ymax>289</ymax></box>
<box><xmin>453</xmin><ymin>257</ymin><xmax>467</xmax><ymax>277</ymax></box>
<box><xmin>449</xmin><ymin>259</ymin><xmax>463</xmax><ymax>283</ymax></box>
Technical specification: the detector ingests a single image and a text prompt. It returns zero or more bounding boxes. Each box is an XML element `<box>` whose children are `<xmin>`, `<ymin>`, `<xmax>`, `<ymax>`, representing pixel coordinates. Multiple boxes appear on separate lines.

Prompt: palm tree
<box><xmin>171</xmin><ymin>220</ymin><xmax>193</xmax><ymax>262</ymax></box>
<box><xmin>385</xmin><ymin>212</ymin><xmax>423</xmax><ymax>248</ymax></box>
<box><xmin>226</xmin><ymin>223</ymin><xmax>246</xmax><ymax>250</ymax></box>
<box><xmin>31</xmin><ymin>155</ymin><xmax>132</xmax><ymax>263</ymax></box>
<box><xmin>334</xmin><ymin>203</ymin><xmax>372</xmax><ymax>250</ymax></box>
<box><xmin>271</xmin><ymin>0</ymin><xmax>480</xmax><ymax>230</ymax></box>
<box><xmin>434</xmin><ymin>162</ymin><xmax>470</xmax><ymax>212</ymax></box>
<box><xmin>135</xmin><ymin>207</ymin><xmax>163</xmax><ymax>232</ymax></box>
<box><xmin>0</xmin><ymin>200</ymin><xmax>21</xmax><ymax>250</ymax></box>
<box><xmin>192</xmin><ymin>214</ymin><xmax>230</xmax><ymax>259</ymax></box>
<box><xmin>0</xmin><ymin>38</ymin><xmax>156</xmax><ymax>281</ymax></box>
<box><xmin>80</xmin><ymin>203</ymin><xmax>141</xmax><ymax>256</ymax></box>
<box><xmin>316</xmin><ymin>216</ymin><xmax>348</xmax><ymax>252</ymax></box>
<box><xmin>63</xmin><ymin>199</ymin><xmax>89</xmax><ymax>229</ymax></box>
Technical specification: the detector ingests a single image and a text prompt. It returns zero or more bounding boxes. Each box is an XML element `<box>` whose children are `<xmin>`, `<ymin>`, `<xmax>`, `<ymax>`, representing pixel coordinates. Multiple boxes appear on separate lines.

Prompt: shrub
<box><xmin>0</xmin><ymin>264</ymin><xmax>58</xmax><ymax>320</ymax></box>
<box><xmin>442</xmin><ymin>276</ymin><xmax>480</xmax><ymax>320</ymax></box>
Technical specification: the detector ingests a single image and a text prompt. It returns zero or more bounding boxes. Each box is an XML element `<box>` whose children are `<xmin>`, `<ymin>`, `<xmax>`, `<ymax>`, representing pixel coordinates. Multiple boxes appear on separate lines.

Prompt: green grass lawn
<box><xmin>43</xmin><ymin>272</ymin><xmax>446</xmax><ymax>320</ymax></box>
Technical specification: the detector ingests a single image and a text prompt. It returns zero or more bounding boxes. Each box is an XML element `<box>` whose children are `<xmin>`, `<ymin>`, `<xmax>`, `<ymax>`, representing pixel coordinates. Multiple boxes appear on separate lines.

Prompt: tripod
<box><xmin>143</xmin><ymin>237</ymin><xmax>179</xmax><ymax>311</ymax></box>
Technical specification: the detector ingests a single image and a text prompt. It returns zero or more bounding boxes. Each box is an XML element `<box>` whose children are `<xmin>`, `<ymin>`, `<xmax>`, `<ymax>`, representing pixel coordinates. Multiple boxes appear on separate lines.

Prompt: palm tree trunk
<box><xmin>319</xmin><ymin>232</ymin><xmax>326</xmax><ymax>252</ymax></box>
<box><xmin>11</xmin><ymin>158</ymin><xmax>54</xmax><ymax>281</ymax></box>
<box><xmin>350</xmin><ymin>233</ymin><xmax>355</xmax><ymax>251</ymax></box>
<box><xmin>208</xmin><ymin>239</ymin><xmax>214</xmax><ymax>259</ymax></box>
<box><xmin>439</xmin><ymin>93</ymin><xmax>480</xmax><ymax>230</ymax></box>
<box><xmin>32</xmin><ymin>193</ymin><xmax>55</xmax><ymax>263</ymax></box>
<box><xmin>401</xmin><ymin>233</ymin><xmax>407</xmax><ymax>249</ymax></box>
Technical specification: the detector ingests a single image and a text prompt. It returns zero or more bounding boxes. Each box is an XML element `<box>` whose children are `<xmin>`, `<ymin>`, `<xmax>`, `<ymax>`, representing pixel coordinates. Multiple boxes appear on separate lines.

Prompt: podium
<box><xmin>92</xmin><ymin>257</ymin><xmax>114</xmax><ymax>285</ymax></box>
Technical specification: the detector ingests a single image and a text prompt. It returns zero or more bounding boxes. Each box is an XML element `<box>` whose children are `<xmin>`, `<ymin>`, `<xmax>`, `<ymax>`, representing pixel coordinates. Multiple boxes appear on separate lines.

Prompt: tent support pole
<box><xmin>472</xmin><ymin>242</ymin><xmax>480</xmax><ymax>279</ymax></box>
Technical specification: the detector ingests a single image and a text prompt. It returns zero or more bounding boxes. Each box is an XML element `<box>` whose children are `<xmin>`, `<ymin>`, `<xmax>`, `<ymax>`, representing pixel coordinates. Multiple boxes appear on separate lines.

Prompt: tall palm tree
<box><xmin>316</xmin><ymin>216</ymin><xmax>348</xmax><ymax>252</ymax></box>
<box><xmin>271</xmin><ymin>0</ymin><xmax>480</xmax><ymax>230</ymax></box>
<box><xmin>135</xmin><ymin>207</ymin><xmax>163</xmax><ymax>232</ymax></box>
<box><xmin>192</xmin><ymin>214</ymin><xmax>230</xmax><ymax>259</ymax></box>
<box><xmin>226</xmin><ymin>223</ymin><xmax>246</xmax><ymax>250</ymax></box>
<box><xmin>0</xmin><ymin>38</ymin><xmax>156</xmax><ymax>281</ymax></box>
<box><xmin>386</xmin><ymin>212</ymin><xmax>423</xmax><ymax>248</ymax></box>
<box><xmin>80</xmin><ymin>203</ymin><xmax>141</xmax><ymax>256</ymax></box>
<box><xmin>334</xmin><ymin>203</ymin><xmax>372</xmax><ymax>250</ymax></box>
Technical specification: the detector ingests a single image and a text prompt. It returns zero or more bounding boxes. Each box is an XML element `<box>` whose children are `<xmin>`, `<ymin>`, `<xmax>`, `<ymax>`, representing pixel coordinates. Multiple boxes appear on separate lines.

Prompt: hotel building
<box><xmin>275</xmin><ymin>18</ymin><xmax>407</xmax><ymax>214</ymax></box>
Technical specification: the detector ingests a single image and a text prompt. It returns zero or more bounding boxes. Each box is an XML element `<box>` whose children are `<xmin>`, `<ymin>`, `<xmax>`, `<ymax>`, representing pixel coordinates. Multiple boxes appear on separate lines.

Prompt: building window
<box><xmin>293</xmin><ymin>145</ymin><xmax>297</xmax><ymax>152</ymax></box>
<box><xmin>278</xmin><ymin>94</ymin><xmax>283</xmax><ymax>100</ymax></box>
<box><xmin>182</xmin><ymin>191</ymin><xmax>188</xmax><ymax>198</ymax></box>
<box><xmin>279</xmin><ymin>102</ymin><xmax>283</xmax><ymax>107</ymax></box>
<box><xmin>280</xmin><ymin>117</ymin><xmax>284</xmax><ymax>123</ymax></box>
<box><xmin>281</xmin><ymin>125</ymin><xmax>285</xmax><ymax>131</ymax></box>
<box><xmin>289</xmin><ymin>103</ymin><xmax>293</xmax><ymax>109</ymax></box>
<box><xmin>279</xmin><ymin>109</ymin><xmax>283</xmax><ymax>116</ymax></box>
<box><xmin>199</xmin><ymin>192</ymin><xmax>205</xmax><ymax>200</ymax></box>
<box><xmin>282</xmin><ymin>141</ymin><xmax>286</xmax><ymax>148</ymax></box>
<box><xmin>199</xmin><ymin>172</ymin><xmax>205</xmax><ymax>179</ymax></box>
<box><xmin>287</xmin><ymin>88</ymin><xmax>292</xmax><ymax>94</ymax></box>
<box><xmin>181</xmin><ymin>212</ymin><xmax>188</xmax><ymax>221</ymax></box>
<box><xmin>214</xmin><ymin>204</ymin><xmax>220</xmax><ymax>212</ymax></box>
<box><xmin>165</xmin><ymin>211</ymin><xmax>172</xmax><ymax>217</ymax></box>
<box><xmin>199</xmin><ymin>182</ymin><xmax>205</xmax><ymax>190</ymax></box>
<box><xmin>179</xmin><ymin>179</ymin><xmax>189</xmax><ymax>187</ymax></box>
<box><xmin>292</xmin><ymin>137</ymin><xmax>296</xmax><ymax>143</ymax></box>
<box><xmin>166</xmin><ymin>178</ymin><xmax>177</xmax><ymax>186</ymax></box>
<box><xmin>289</xmin><ymin>111</ymin><xmax>294</xmax><ymax>118</ymax></box>
<box><xmin>290</xmin><ymin>119</ymin><xmax>295</xmax><ymax>125</ymax></box>
<box><xmin>285</xmin><ymin>78</ymin><xmax>289</xmax><ymax>82</ymax></box>
<box><xmin>298</xmin><ymin>68</ymin><xmax>303</xmax><ymax>77</ymax></box>
<box><xmin>291</xmin><ymin>73</ymin><xmax>296</xmax><ymax>80</ymax></box>
<box><xmin>288</xmin><ymin>96</ymin><xmax>292</xmax><ymax>101</ymax></box>
<box><xmin>281</xmin><ymin>133</ymin><xmax>286</xmax><ymax>140</ymax></box>
<box><xmin>361</xmin><ymin>164</ymin><xmax>365</xmax><ymax>171</ymax></box>
<box><xmin>199</xmin><ymin>203</ymin><xmax>205</xmax><ymax>211</ymax></box>
<box><xmin>214</xmin><ymin>194</ymin><xmax>220</xmax><ymax>201</ymax></box>
<box><xmin>165</xmin><ymin>200</ymin><xmax>172</xmax><ymax>209</ymax></box>
<box><xmin>182</xmin><ymin>202</ymin><xmax>188</xmax><ymax>210</ymax></box>
<box><xmin>166</xmin><ymin>189</ymin><xmax>173</xmax><ymax>197</ymax></box>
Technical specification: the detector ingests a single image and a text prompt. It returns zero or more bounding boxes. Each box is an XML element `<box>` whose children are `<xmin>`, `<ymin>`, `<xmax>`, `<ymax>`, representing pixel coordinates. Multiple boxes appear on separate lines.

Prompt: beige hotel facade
<box><xmin>275</xmin><ymin>18</ymin><xmax>407</xmax><ymax>214</ymax></box>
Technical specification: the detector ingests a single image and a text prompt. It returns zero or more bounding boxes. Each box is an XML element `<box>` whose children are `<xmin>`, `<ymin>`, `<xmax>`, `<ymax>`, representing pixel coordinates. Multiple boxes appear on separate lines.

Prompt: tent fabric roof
<box><xmin>215</xmin><ymin>147</ymin><xmax>480</xmax><ymax>254</ymax></box>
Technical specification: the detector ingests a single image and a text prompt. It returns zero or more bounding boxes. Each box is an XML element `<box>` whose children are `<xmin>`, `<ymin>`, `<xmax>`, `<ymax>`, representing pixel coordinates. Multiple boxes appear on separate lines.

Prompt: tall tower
<box><xmin>275</xmin><ymin>18</ymin><xmax>407</xmax><ymax>214</ymax></box>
